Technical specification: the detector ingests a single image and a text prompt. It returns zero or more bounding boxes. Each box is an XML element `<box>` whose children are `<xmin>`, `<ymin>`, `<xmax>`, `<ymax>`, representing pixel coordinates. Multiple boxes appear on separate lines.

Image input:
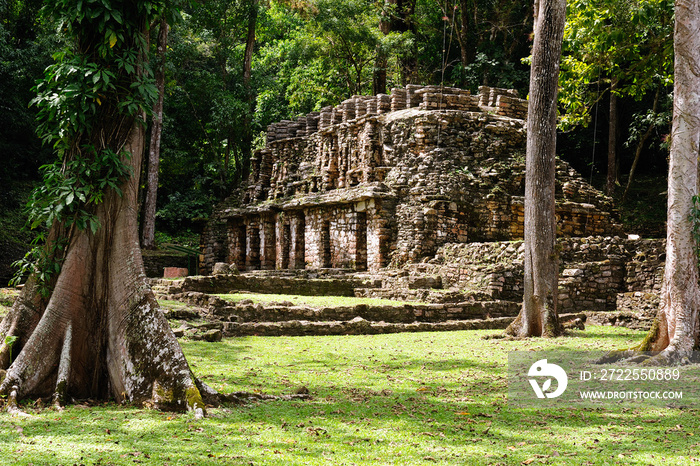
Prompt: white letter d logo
<box><xmin>528</xmin><ymin>359</ymin><xmax>568</xmax><ymax>399</ymax></box>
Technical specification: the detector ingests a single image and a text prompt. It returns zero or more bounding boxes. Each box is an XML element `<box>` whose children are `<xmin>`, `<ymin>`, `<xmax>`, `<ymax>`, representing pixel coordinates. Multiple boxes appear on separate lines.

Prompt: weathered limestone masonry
<box><xmin>201</xmin><ymin>85</ymin><xmax>621</xmax><ymax>274</ymax></box>
<box><xmin>365</xmin><ymin>236</ymin><xmax>665</xmax><ymax>320</ymax></box>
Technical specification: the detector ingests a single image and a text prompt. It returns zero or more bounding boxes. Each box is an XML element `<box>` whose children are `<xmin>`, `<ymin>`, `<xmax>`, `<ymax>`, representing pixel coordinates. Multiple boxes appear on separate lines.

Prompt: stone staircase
<box><xmin>149</xmin><ymin>273</ymin><xmax>538</xmax><ymax>337</ymax></box>
<box><xmin>151</xmin><ymin>236</ymin><xmax>665</xmax><ymax>338</ymax></box>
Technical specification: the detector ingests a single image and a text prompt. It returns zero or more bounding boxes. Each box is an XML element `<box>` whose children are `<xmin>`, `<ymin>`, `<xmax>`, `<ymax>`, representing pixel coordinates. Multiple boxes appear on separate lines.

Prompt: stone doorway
<box><xmin>355</xmin><ymin>211</ymin><xmax>368</xmax><ymax>271</ymax></box>
<box><xmin>233</xmin><ymin>224</ymin><xmax>246</xmax><ymax>270</ymax></box>
<box><xmin>321</xmin><ymin>220</ymin><xmax>331</xmax><ymax>268</ymax></box>
<box><xmin>246</xmin><ymin>223</ymin><xmax>261</xmax><ymax>270</ymax></box>
<box><xmin>280</xmin><ymin>223</ymin><xmax>291</xmax><ymax>269</ymax></box>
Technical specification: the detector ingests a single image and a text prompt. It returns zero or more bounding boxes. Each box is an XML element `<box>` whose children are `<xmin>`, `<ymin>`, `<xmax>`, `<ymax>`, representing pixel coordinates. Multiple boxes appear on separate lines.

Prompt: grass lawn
<box><xmin>0</xmin><ymin>326</ymin><xmax>698</xmax><ymax>465</ymax></box>
<box><xmin>216</xmin><ymin>293</ymin><xmax>420</xmax><ymax>308</ymax></box>
<box><xmin>0</xmin><ymin>288</ymin><xmax>18</xmax><ymax>318</ymax></box>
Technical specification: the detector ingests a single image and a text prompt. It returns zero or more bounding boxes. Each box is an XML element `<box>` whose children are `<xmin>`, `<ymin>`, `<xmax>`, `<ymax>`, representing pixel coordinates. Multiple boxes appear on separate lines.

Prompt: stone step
<box><xmin>149</xmin><ymin>278</ymin><xmax>186</xmax><ymax>286</ymax></box>
<box><xmin>171</xmin><ymin>291</ymin><xmax>521</xmax><ymax>323</ymax></box>
<box><xmin>220</xmin><ymin>316</ymin><xmax>517</xmax><ymax>337</ymax></box>
<box><xmin>161</xmin><ymin>274</ymin><xmax>377</xmax><ymax>297</ymax></box>
<box><xmin>353</xmin><ymin>287</ymin><xmax>491</xmax><ymax>304</ymax></box>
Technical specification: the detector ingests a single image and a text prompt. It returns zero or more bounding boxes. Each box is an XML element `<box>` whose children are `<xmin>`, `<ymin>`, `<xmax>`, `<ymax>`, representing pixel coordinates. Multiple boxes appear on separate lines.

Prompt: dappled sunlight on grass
<box><xmin>2</xmin><ymin>326</ymin><xmax>699</xmax><ymax>465</ymax></box>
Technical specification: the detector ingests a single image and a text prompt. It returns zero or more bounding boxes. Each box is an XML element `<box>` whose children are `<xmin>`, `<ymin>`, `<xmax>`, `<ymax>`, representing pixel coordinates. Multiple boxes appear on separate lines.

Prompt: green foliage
<box><xmin>14</xmin><ymin>0</ymin><xmax>182</xmax><ymax>289</ymax></box>
<box><xmin>559</xmin><ymin>0</ymin><xmax>673</xmax><ymax>130</ymax></box>
<box><xmin>3</xmin><ymin>335</ymin><xmax>17</xmax><ymax>361</ymax></box>
<box><xmin>9</xmin><ymin>237</ymin><xmax>64</xmax><ymax>291</ymax></box>
<box><xmin>156</xmin><ymin>190</ymin><xmax>212</xmax><ymax>231</ymax></box>
<box><xmin>153</xmin><ymin>229</ymin><xmax>200</xmax><ymax>249</ymax></box>
<box><xmin>450</xmin><ymin>50</ymin><xmax>529</xmax><ymax>94</ymax></box>
<box><xmin>624</xmin><ymin>94</ymin><xmax>672</xmax><ymax>152</ymax></box>
<box><xmin>440</xmin><ymin>0</ymin><xmax>532</xmax><ymax>95</ymax></box>
<box><xmin>307</xmin><ymin>0</ymin><xmax>381</xmax><ymax>95</ymax></box>
<box><xmin>0</xmin><ymin>0</ymin><xmax>55</xmax><ymax>183</ymax></box>
<box><xmin>615</xmin><ymin>174</ymin><xmax>667</xmax><ymax>237</ymax></box>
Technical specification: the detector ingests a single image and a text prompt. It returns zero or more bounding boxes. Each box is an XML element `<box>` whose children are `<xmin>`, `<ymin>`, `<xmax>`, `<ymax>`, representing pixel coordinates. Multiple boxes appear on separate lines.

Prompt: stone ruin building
<box><xmin>201</xmin><ymin>84</ymin><xmax>622</xmax><ymax>275</ymax></box>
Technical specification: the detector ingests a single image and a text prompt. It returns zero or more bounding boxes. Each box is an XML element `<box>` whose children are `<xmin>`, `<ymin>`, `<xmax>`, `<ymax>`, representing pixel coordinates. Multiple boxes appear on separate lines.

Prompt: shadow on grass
<box><xmin>568</xmin><ymin>327</ymin><xmax>648</xmax><ymax>340</ymax></box>
<box><xmin>2</xmin><ymin>327</ymin><xmax>680</xmax><ymax>466</ymax></box>
<box><xmin>4</xmin><ymin>393</ymin><xmax>695</xmax><ymax>465</ymax></box>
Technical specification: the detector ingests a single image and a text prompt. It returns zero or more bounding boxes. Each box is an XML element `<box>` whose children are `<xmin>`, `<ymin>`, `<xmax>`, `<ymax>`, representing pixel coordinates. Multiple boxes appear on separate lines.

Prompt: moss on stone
<box><xmin>635</xmin><ymin>316</ymin><xmax>661</xmax><ymax>352</ymax></box>
<box><xmin>186</xmin><ymin>385</ymin><xmax>205</xmax><ymax>412</ymax></box>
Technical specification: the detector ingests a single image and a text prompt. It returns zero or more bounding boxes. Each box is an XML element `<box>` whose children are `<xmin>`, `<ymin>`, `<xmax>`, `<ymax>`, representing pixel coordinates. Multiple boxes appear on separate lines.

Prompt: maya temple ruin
<box><xmin>144</xmin><ymin>83</ymin><xmax>667</xmax><ymax>338</ymax></box>
<box><xmin>200</xmin><ymin>84</ymin><xmax>622</xmax><ymax>275</ymax></box>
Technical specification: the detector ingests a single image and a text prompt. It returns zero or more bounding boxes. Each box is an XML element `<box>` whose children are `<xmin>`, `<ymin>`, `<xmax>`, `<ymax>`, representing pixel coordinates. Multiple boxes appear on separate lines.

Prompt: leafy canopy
<box><xmin>13</xmin><ymin>0</ymin><xmax>181</xmax><ymax>287</ymax></box>
<box><xmin>558</xmin><ymin>0</ymin><xmax>673</xmax><ymax>130</ymax></box>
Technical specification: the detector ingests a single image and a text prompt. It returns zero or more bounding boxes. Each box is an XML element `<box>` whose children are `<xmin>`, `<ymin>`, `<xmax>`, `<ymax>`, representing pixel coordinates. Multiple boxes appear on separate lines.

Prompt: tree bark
<box><xmin>640</xmin><ymin>0</ymin><xmax>700</xmax><ymax>362</ymax></box>
<box><xmin>243</xmin><ymin>0</ymin><xmax>257</xmax><ymax>87</ymax></box>
<box><xmin>621</xmin><ymin>88</ymin><xmax>660</xmax><ymax>203</ymax></box>
<box><xmin>457</xmin><ymin>0</ymin><xmax>477</xmax><ymax>68</ymax></box>
<box><xmin>239</xmin><ymin>0</ymin><xmax>258</xmax><ymax>185</ymax></box>
<box><xmin>141</xmin><ymin>18</ymin><xmax>168</xmax><ymax>250</ymax></box>
<box><xmin>0</xmin><ymin>118</ymin><xmax>205</xmax><ymax>413</ymax></box>
<box><xmin>387</xmin><ymin>0</ymin><xmax>417</xmax><ymax>84</ymax></box>
<box><xmin>505</xmin><ymin>0</ymin><xmax>566</xmax><ymax>338</ymax></box>
<box><xmin>606</xmin><ymin>79</ymin><xmax>618</xmax><ymax>196</ymax></box>
<box><xmin>373</xmin><ymin>0</ymin><xmax>391</xmax><ymax>95</ymax></box>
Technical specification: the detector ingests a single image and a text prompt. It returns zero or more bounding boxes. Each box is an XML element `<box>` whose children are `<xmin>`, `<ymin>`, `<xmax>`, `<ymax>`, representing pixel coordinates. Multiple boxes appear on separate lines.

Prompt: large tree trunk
<box><xmin>640</xmin><ymin>0</ymin><xmax>700</xmax><ymax>361</ymax></box>
<box><xmin>505</xmin><ymin>0</ymin><xmax>566</xmax><ymax>338</ymax></box>
<box><xmin>0</xmin><ymin>119</ymin><xmax>205</xmax><ymax>414</ymax></box>
<box><xmin>141</xmin><ymin>18</ymin><xmax>169</xmax><ymax>250</ymax></box>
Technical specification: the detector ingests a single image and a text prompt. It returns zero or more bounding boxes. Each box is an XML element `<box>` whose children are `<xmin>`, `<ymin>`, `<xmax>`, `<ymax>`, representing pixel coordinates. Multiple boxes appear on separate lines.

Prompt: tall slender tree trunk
<box><xmin>505</xmin><ymin>0</ymin><xmax>566</xmax><ymax>338</ymax></box>
<box><xmin>387</xmin><ymin>0</ymin><xmax>417</xmax><ymax>84</ymax></box>
<box><xmin>622</xmin><ymin>88</ymin><xmax>660</xmax><ymax>203</ymax></box>
<box><xmin>239</xmin><ymin>0</ymin><xmax>258</xmax><ymax>184</ymax></box>
<box><xmin>373</xmin><ymin>1</ymin><xmax>391</xmax><ymax>95</ymax></box>
<box><xmin>606</xmin><ymin>79</ymin><xmax>618</xmax><ymax>197</ymax></box>
<box><xmin>141</xmin><ymin>18</ymin><xmax>168</xmax><ymax>250</ymax></box>
<box><xmin>457</xmin><ymin>0</ymin><xmax>477</xmax><ymax>68</ymax></box>
<box><xmin>639</xmin><ymin>0</ymin><xmax>700</xmax><ymax>361</ymax></box>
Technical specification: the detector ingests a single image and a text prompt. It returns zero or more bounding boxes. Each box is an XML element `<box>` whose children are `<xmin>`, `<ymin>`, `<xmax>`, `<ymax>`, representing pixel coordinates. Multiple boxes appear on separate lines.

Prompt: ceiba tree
<box><xmin>636</xmin><ymin>0</ymin><xmax>700</xmax><ymax>362</ymax></box>
<box><xmin>505</xmin><ymin>0</ymin><xmax>566</xmax><ymax>337</ymax></box>
<box><xmin>0</xmin><ymin>0</ymin><xmax>205</xmax><ymax>413</ymax></box>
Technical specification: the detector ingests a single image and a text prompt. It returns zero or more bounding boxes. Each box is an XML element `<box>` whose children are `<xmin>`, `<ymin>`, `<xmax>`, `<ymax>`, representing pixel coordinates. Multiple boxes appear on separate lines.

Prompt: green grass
<box><xmin>0</xmin><ymin>326</ymin><xmax>698</xmax><ymax>465</ymax></box>
<box><xmin>0</xmin><ymin>288</ymin><xmax>18</xmax><ymax>318</ymax></box>
<box><xmin>216</xmin><ymin>292</ymin><xmax>420</xmax><ymax>308</ymax></box>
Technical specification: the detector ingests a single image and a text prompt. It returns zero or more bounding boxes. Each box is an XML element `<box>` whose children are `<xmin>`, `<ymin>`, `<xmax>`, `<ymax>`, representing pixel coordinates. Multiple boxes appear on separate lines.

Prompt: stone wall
<box><xmin>202</xmin><ymin>84</ymin><xmax>622</xmax><ymax>274</ymax></box>
<box><xmin>415</xmin><ymin>236</ymin><xmax>665</xmax><ymax>313</ymax></box>
<box><xmin>164</xmin><ymin>273</ymin><xmax>369</xmax><ymax>296</ymax></box>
